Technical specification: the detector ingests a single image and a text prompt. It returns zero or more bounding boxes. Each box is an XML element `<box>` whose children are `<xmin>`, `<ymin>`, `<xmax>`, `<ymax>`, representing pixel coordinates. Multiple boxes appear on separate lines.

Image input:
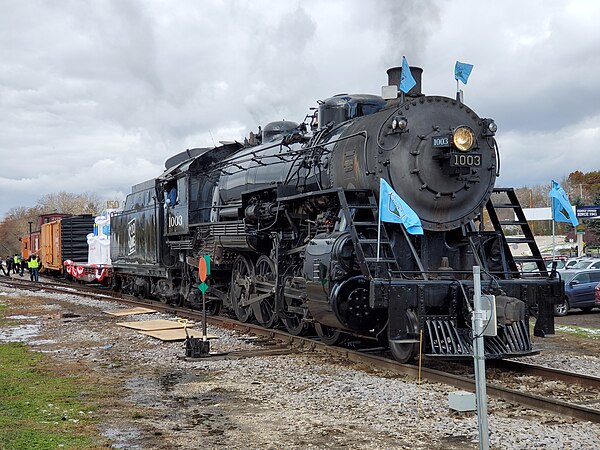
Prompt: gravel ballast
<box><xmin>1</xmin><ymin>286</ymin><xmax>599</xmax><ymax>449</ymax></box>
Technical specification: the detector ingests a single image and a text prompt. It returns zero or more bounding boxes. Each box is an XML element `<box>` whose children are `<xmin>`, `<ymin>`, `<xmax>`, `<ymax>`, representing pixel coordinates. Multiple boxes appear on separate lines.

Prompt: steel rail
<box><xmin>2</xmin><ymin>277</ymin><xmax>600</xmax><ymax>423</ymax></box>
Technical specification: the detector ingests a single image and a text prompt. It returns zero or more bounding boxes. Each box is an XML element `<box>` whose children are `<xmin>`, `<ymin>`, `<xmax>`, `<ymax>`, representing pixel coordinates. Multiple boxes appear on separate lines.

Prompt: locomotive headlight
<box><xmin>482</xmin><ymin>118</ymin><xmax>497</xmax><ymax>137</ymax></box>
<box><xmin>452</xmin><ymin>126</ymin><xmax>475</xmax><ymax>152</ymax></box>
<box><xmin>391</xmin><ymin>116</ymin><xmax>408</xmax><ymax>132</ymax></box>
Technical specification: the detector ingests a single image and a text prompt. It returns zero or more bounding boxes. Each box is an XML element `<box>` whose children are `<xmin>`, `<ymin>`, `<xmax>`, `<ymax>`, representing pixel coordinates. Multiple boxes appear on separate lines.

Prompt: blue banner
<box><xmin>400</xmin><ymin>56</ymin><xmax>417</xmax><ymax>94</ymax></box>
<box><xmin>379</xmin><ymin>178</ymin><xmax>423</xmax><ymax>235</ymax></box>
<box><xmin>454</xmin><ymin>61</ymin><xmax>473</xmax><ymax>84</ymax></box>
<box><xmin>549</xmin><ymin>180</ymin><xmax>579</xmax><ymax>226</ymax></box>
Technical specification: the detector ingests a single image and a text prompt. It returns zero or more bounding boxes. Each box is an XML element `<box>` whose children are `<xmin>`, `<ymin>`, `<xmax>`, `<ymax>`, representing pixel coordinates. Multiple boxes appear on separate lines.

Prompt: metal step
<box><xmin>513</xmin><ymin>256</ymin><xmax>545</xmax><ymax>262</ymax></box>
<box><xmin>493</xmin><ymin>203</ymin><xmax>519</xmax><ymax>209</ymax></box>
<box><xmin>347</xmin><ymin>205</ymin><xmax>375</xmax><ymax>209</ymax></box>
<box><xmin>364</xmin><ymin>257</ymin><xmax>397</xmax><ymax>263</ymax></box>
<box><xmin>352</xmin><ymin>221</ymin><xmax>378</xmax><ymax>226</ymax></box>
<box><xmin>498</xmin><ymin>221</ymin><xmax>528</xmax><ymax>226</ymax></box>
<box><xmin>358</xmin><ymin>239</ymin><xmax>389</xmax><ymax>244</ymax></box>
<box><xmin>505</xmin><ymin>237</ymin><xmax>535</xmax><ymax>244</ymax></box>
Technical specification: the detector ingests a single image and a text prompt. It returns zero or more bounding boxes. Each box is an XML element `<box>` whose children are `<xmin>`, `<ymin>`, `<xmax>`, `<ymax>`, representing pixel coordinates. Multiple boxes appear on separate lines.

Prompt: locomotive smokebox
<box><xmin>387</xmin><ymin>66</ymin><xmax>423</xmax><ymax>96</ymax></box>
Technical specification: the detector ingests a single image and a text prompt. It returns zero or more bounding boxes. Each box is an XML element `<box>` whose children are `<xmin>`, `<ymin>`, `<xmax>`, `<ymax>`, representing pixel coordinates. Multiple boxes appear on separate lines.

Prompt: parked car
<box><xmin>545</xmin><ymin>259</ymin><xmax>566</xmax><ymax>270</ymax></box>
<box><xmin>554</xmin><ymin>269</ymin><xmax>600</xmax><ymax>316</ymax></box>
<box><xmin>565</xmin><ymin>258</ymin><xmax>584</xmax><ymax>269</ymax></box>
<box><xmin>568</xmin><ymin>259</ymin><xmax>600</xmax><ymax>270</ymax></box>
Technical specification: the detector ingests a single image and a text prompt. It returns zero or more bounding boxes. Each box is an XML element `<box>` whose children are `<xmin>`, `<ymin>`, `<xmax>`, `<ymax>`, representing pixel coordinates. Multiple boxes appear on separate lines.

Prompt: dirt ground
<box><xmin>1</xmin><ymin>287</ymin><xmax>600</xmax><ymax>449</ymax></box>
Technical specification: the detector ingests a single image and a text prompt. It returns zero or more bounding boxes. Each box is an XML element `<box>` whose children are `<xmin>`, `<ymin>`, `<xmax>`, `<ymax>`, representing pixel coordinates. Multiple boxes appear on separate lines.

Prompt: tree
<box><xmin>0</xmin><ymin>192</ymin><xmax>104</xmax><ymax>256</ymax></box>
<box><xmin>35</xmin><ymin>192</ymin><xmax>103</xmax><ymax>215</ymax></box>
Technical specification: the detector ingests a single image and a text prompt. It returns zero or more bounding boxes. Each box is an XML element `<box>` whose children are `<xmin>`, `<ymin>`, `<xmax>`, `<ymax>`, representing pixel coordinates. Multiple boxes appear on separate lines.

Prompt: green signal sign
<box><xmin>198</xmin><ymin>281</ymin><xmax>209</xmax><ymax>293</ymax></box>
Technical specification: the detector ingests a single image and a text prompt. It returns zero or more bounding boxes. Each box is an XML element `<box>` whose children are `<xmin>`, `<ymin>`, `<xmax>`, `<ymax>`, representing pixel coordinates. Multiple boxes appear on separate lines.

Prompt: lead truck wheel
<box><xmin>388</xmin><ymin>310</ymin><xmax>419</xmax><ymax>363</ymax></box>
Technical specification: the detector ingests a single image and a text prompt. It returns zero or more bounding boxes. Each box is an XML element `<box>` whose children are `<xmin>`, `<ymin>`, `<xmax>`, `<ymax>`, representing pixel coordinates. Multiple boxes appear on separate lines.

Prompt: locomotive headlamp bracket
<box><xmin>391</xmin><ymin>116</ymin><xmax>408</xmax><ymax>134</ymax></box>
<box><xmin>482</xmin><ymin>118</ymin><xmax>497</xmax><ymax>137</ymax></box>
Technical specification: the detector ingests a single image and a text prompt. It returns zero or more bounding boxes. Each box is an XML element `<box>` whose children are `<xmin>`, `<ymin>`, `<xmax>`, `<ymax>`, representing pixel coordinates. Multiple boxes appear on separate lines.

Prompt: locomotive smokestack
<box><xmin>387</xmin><ymin>66</ymin><xmax>423</xmax><ymax>96</ymax></box>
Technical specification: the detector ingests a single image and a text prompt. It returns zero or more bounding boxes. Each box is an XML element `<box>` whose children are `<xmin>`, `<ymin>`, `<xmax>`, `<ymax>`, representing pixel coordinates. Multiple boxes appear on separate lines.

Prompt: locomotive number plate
<box><xmin>450</xmin><ymin>153</ymin><xmax>482</xmax><ymax>167</ymax></box>
<box><xmin>432</xmin><ymin>134</ymin><xmax>450</xmax><ymax>147</ymax></box>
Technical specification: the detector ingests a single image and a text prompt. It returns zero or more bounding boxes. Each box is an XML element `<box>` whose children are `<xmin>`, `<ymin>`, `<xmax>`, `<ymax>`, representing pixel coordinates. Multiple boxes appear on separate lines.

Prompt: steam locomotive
<box><xmin>110</xmin><ymin>66</ymin><xmax>563</xmax><ymax>362</ymax></box>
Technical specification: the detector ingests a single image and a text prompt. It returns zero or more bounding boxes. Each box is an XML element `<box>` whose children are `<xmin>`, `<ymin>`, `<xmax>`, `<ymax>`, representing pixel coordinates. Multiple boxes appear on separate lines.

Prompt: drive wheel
<box><xmin>554</xmin><ymin>298</ymin><xmax>570</xmax><ymax>317</ymax></box>
<box><xmin>229</xmin><ymin>255</ymin><xmax>254</xmax><ymax>322</ymax></box>
<box><xmin>315</xmin><ymin>323</ymin><xmax>346</xmax><ymax>346</ymax></box>
<box><xmin>388</xmin><ymin>310</ymin><xmax>419</xmax><ymax>363</ymax></box>
<box><xmin>252</xmin><ymin>255</ymin><xmax>278</xmax><ymax>328</ymax></box>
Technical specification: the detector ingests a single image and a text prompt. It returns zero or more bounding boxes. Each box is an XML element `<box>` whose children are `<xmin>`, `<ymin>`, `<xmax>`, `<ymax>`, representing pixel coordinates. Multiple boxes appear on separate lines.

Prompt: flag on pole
<box><xmin>454</xmin><ymin>61</ymin><xmax>474</xmax><ymax>84</ymax></box>
<box><xmin>379</xmin><ymin>178</ymin><xmax>423</xmax><ymax>235</ymax></box>
<box><xmin>549</xmin><ymin>180</ymin><xmax>579</xmax><ymax>226</ymax></box>
<box><xmin>399</xmin><ymin>56</ymin><xmax>417</xmax><ymax>94</ymax></box>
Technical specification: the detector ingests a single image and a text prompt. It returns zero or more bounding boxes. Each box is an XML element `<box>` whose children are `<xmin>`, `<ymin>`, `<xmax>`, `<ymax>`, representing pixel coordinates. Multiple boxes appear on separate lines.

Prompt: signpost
<box><xmin>472</xmin><ymin>266</ymin><xmax>490</xmax><ymax>450</ymax></box>
<box><xmin>198</xmin><ymin>255</ymin><xmax>211</xmax><ymax>344</ymax></box>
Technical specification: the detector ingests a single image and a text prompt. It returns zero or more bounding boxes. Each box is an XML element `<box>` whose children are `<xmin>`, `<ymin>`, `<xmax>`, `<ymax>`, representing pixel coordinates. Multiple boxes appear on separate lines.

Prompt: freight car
<box><xmin>110</xmin><ymin>65</ymin><xmax>563</xmax><ymax>362</ymax></box>
<box><xmin>39</xmin><ymin>215</ymin><xmax>95</xmax><ymax>275</ymax></box>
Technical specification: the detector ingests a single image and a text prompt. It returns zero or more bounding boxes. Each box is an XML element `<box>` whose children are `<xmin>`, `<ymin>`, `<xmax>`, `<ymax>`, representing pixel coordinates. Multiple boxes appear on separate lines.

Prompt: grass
<box><xmin>556</xmin><ymin>324</ymin><xmax>600</xmax><ymax>340</ymax></box>
<box><xmin>0</xmin><ymin>342</ymin><xmax>105</xmax><ymax>449</ymax></box>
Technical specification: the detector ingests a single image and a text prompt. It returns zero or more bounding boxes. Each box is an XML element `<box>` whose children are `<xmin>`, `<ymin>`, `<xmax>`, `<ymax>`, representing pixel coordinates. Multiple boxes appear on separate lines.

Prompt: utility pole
<box><xmin>28</xmin><ymin>221</ymin><xmax>33</xmax><ymax>259</ymax></box>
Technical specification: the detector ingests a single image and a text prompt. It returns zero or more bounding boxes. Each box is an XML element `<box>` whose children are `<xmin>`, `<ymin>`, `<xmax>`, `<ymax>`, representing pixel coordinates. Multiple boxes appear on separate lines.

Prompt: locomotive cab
<box><xmin>162</xmin><ymin>176</ymin><xmax>189</xmax><ymax>236</ymax></box>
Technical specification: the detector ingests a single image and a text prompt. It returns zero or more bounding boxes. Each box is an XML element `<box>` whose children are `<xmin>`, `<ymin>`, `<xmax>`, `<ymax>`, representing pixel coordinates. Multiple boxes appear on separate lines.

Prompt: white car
<box><xmin>569</xmin><ymin>259</ymin><xmax>600</xmax><ymax>270</ymax></box>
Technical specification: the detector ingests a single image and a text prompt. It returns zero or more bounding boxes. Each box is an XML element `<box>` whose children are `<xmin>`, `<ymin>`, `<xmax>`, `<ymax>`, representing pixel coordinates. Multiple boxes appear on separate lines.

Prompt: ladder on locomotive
<box><xmin>485</xmin><ymin>187</ymin><xmax>547</xmax><ymax>277</ymax></box>
<box><xmin>337</xmin><ymin>190</ymin><xmax>400</xmax><ymax>280</ymax></box>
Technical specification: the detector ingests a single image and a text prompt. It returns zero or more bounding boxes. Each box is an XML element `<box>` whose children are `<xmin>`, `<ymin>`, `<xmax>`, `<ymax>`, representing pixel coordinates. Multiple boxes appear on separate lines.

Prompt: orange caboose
<box><xmin>20</xmin><ymin>232</ymin><xmax>40</xmax><ymax>260</ymax></box>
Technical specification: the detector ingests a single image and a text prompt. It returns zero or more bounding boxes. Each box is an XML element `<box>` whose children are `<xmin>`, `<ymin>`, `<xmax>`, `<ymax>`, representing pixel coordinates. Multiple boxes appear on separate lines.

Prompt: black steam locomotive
<box><xmin>110</xmin><ymin>66</ymin><xmax>562</xmax><ymax>362</ymax></box>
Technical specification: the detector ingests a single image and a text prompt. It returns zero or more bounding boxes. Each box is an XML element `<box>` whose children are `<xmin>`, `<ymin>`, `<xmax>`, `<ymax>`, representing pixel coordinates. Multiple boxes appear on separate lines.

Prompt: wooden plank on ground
<box><xmin>117</xmin><ymin>319</ymin><xmax>184</xmax><ymax>331</ymax></box>
<box><xmin>105</xmin><ymin>307</ymin><xmax>157</xmax><ymax>316</ymax></box>
<box><xmin>139</xmin><ymin>328</ymin><xmax>219</xmax><ymax>341</ymax></box>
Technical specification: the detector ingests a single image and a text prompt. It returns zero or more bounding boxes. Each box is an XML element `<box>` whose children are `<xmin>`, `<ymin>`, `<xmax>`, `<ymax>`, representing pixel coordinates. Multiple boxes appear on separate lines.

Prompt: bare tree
<box><xmin>0</xmin><ymin>192</ymin><xmax>105</xmax><ymax>255</ymax></box>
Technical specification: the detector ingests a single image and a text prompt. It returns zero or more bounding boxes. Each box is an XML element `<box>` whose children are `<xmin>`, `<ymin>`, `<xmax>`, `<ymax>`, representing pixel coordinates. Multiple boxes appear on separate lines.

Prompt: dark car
<box><xmin>554</xmin><ymin>269</ymin><xmax>600</xmax><ymax>316</ymax></box>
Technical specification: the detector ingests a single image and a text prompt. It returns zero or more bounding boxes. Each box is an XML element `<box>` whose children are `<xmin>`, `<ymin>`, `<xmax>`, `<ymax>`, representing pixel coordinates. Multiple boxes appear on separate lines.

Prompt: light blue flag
<box><xmin>549</xmin><ymin>180</ymin><xmax>579</xmax><ymax>226</ymax></box>
<box><xmin>454</xmin><ymin>61</ymin><xmax>474</xmax><ymax>84</ymax></box>
<box><xmin>399</xmin><ymin>56</ymin><xmax>417</xmax><ymax>94</ymax></box>
<box><xmin>379</xmin><ymin>178</ymin><xmax>424</xmax><ymax>235</ymax></box>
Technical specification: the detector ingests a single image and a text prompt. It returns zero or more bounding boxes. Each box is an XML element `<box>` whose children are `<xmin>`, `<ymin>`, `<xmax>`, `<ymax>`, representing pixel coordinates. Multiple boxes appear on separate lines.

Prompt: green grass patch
<box><xmin>556</xmin><ymin>324</ymin><xmax>600</xmax><ymax>340</ymax></box>
<box><xmin>0</xmin><ymin>342</ymin><xmax>104</xmax><ymax>449</ymax></box>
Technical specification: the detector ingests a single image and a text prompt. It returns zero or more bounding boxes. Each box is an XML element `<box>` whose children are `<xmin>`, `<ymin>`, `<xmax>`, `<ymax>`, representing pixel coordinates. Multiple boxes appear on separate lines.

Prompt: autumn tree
<box><xmin>0</xmin><ymin>192</ymin><xmax>104</xmax><ymax>255</ymax></box>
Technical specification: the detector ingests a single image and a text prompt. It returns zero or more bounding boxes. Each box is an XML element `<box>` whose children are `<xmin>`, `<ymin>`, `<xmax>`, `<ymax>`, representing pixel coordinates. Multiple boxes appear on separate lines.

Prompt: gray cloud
<box><xmin>1</xmin><ymin>0</ymin><xmax>599</xmax><ymax>217</ymax></box>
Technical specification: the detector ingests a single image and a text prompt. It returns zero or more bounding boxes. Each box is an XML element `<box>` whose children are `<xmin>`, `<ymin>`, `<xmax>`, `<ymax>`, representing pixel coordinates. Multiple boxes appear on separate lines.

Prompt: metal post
<box><xmin>472</xmin><ymin>266</ymin><xmax>490</xmax><ymax>450</ymax></box>
<box><xmin>202</xmin><ymin>290</ymin><xmax>208</xmax><ymax>342</ymax></box>
<box><xmin>28</xmin><ymin>221</ymin><xmax>33</xmax><ymax>258</ymax></box>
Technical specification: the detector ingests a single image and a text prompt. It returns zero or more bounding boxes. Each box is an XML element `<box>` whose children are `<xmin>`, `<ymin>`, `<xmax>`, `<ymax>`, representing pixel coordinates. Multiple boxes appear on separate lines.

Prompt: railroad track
<box><xmin>3</xmin><ymin>277</ymin><xmax>600</xmax><ymax>423</ymax></box>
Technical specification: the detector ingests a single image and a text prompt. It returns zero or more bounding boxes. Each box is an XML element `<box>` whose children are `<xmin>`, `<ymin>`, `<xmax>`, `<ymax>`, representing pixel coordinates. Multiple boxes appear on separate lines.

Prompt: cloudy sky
<box><xmin>1</xmin><ymin>0</ymin><xmax>598</xmax><ymax>218</ymax></box>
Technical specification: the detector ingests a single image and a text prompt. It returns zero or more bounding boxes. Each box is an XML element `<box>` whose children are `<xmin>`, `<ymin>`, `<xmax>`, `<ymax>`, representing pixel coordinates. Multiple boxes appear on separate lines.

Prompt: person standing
<box><xmin>28</xmin><ymin>256</ymin><xmax>40</xmax><ymax>282</ymax></box>
<box><xmin>13</xmin><ymin>254</ymin><xmax>19</xmax><ymax>274</ymax></box>
<box><xmin>31</xmin><ymin>255</ymin><xmax>40</xmax><ymax>282</ymax></box>
<box><xmin>0</xmin><ymin>256</ymin><xmax>7</xmax><ymax>276</ymax></box>
<box><xmin>18</xmin><ymin>255</ymin><xmax>24</xmax><ymax>277</ymax></box>
<box><xmin>6</xmin><ymin>255</ymin><xmax>13</xmax><ymax>275</ymax></box>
